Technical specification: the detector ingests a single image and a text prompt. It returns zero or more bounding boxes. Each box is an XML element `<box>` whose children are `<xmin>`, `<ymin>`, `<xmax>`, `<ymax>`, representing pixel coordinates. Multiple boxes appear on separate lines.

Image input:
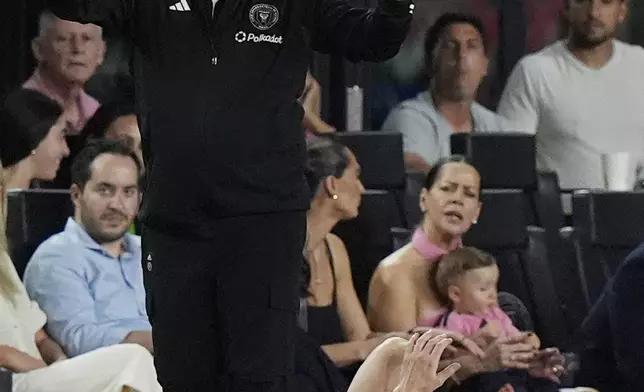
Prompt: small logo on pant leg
<box><xmin>146</xmin><ymin>253</ymin><xmax>153</xmax><ymax>271</ymax></box>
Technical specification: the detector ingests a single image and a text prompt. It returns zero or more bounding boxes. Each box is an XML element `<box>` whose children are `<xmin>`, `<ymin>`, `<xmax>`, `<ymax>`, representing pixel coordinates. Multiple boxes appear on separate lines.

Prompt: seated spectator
<box><xmin>301</xmin><ymin>72</ymin><xmax>336</xmax><ymax>135</ymax></box>
<box><xmin>23</xmin><ymin>139</ymin><xmax>151</xmax><ymax>357</ymax></box>
<box><xmin>24</xmin><ymin>10</ymin><xmax>105</xmax><ymax>190</ymax></box>
<box><xmin>577</xmin><ymin>241</ymin><xmax>644</xmax><ymax>391</ymax></box>
<box><xmin>302</xmin><ymin>136</ymin><xmax>409</xmax><ymax>374</ymax></box>
<box><xmin>82</xmin><ymin>99</ymin><xmax>143</xmax><ymax>169</ymax></box>
<box><xmin>0</xmin><ymin>89</ymin><xmax>69</xmax><ymax>190</ymax></box>
<box><xmin>421</xmin><ymin>247</ymin><xmax>562</xmax><ymax>391</ymax></box>
<box><xmin>348</xmin><ymin>331</ymin><xmax>460</xmax><ymax>392</ymax></box>
<box><xmin>82</xmin><ymin>100</ymin><xmax>143</xmax><ymax>235</ymax></box>
<box><xmin>24</xmin><ymin>10</ymin><xmax>104</xmax><ymax>133</ymax></box>
<box><xmin>381</xmin><ymin>13</ymin><xmax>508</xmax><ymax>172</ymax></box>
<box><xmin>498</xmin><ymin>0</ymin><xmax>644</xmax><ymax>189</ymax></box>
<box><xmin>0</xmin><ymin>159</ymin><xmax>160</xmax><ymax>392</ymax></box>
<box><xmin>367</xmin><ymin>156</ymin><xmax>549</xmax><ymax>386</ymax></box>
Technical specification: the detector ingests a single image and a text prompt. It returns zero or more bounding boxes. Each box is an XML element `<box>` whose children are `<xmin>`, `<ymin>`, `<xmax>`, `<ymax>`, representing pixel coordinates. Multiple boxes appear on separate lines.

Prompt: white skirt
<box><xmin>13</xmin><ymin>344</ymin><xmax>162</xmax><ymax>392</ymax></box>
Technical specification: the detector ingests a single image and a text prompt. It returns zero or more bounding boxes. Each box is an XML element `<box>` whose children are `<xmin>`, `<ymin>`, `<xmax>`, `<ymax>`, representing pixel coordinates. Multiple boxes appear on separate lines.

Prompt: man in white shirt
<box><xmin>498</xmin><ymin>0</ymin><xmax>644</xmax><ymax>190</ymax></box>
<box><xmin>382</xmin><ymin>13</ymin><xmax>510</xmax><ymax>172</ymax></box>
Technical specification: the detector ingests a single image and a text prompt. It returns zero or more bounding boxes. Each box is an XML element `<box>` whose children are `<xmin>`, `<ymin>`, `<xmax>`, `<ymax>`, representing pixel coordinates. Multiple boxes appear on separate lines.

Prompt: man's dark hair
<box><xmin>424</xmin><ymin>13</ymin><xmax>488</xmax><ymax>66</ymax></box>
<box><xmin>71</xmin><ymin>139</ymin><xmax>142</xmax><ymax>189</ymax></box>
<box><xmin>81</xmin><ymin>99</ymin><xmax>136</xmax><ymax>140</ymax></box>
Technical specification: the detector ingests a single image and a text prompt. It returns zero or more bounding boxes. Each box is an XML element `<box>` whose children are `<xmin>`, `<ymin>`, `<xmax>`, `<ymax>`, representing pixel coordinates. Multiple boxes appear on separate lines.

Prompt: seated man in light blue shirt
<box><xmin>381</xmin><ymin>13</ymin><xmax>509</xmax><ymax>172</ymax></box>
<box><xmin>24</xmin><ymin>139</ymin><xmax>152</xmax><ymax>357</ymax></box>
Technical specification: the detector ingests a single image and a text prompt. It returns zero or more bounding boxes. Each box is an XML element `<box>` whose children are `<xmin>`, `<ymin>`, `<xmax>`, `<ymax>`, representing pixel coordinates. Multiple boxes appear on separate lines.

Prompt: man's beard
<box><xmin>89</xmin><ymin>227</ymin><xmax>129</xmax><ymax>244</ymax></box>
<box><xmin>81</xmin><ymin>210</ymin><xmax>131</xmax><ymax>244</ymax></box>
<box><xmin>570</xmin><ymin>27</ymin><xmax>615</xmax><ymax>49</ymax></box>
<box><xmin>437</xmin><ymin>83</ymin><xmax>469</xmax><ymax>102</ymax></box>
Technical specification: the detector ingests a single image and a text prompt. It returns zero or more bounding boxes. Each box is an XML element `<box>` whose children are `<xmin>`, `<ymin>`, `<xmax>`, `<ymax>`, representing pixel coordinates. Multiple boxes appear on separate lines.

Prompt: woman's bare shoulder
<box><xmin>326</xmin><ymin>232</ymin><xmax>345</xmax><ymax>250</ymax></box>
<box><xmin>373</xmin><ymin>244</ymin><xmax>421</xmax><ymax>282</ymax></box>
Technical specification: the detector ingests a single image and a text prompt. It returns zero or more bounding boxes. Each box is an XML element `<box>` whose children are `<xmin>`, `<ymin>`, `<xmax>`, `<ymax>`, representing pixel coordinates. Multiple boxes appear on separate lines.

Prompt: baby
<box><xmin>419</xmin><ymin>247</ymin><xmax>559</xmax><ymax>392</ymax></box>
<box><xmin>420</xmin><ymin>247</ymin><xmax>540</xmax><ymax>348</ymax></box>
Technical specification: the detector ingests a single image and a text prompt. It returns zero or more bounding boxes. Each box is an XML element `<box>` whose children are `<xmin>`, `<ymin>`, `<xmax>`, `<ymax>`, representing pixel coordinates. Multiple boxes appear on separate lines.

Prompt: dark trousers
<box><xmin>142</xmin><ymin>212</ymin><xmax>306</xmax><ymax>392</ymax></box>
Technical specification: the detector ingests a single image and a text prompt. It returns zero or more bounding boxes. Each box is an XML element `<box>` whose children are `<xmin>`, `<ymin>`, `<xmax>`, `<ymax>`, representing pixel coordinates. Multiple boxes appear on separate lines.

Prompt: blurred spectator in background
<box><xmin>381</xmin><ymin>13</ymin><xmax>509</xmax><ymax>173</ymax></box>
<box><xmin>83</xmin><ymin>100</ymin><xmax>142</xmax><ymax>170</ymax></box>
<box><xmin>24</xmin><ymin>10</ymin><xmax>104</xmax><ymax>133</ymax></box>
<box><xmin>498</xmin><ymin>0</ymin><xmax>644</xmax><ymax>190</ymax></box>
<box><xmin>0</xmin><ymin>89</ymin><xmax>69</xmax><ymax>190</ymax></box>
<box><xmin>371</xmin><ymin>0</ymin><xmax>500</xmax><ymax>129</ymax></box>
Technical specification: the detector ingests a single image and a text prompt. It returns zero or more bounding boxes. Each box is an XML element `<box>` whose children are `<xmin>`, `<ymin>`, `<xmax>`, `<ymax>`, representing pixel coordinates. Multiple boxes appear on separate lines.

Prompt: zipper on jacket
<box><xmin>207</xmin><ymin>36</ymin><xmax>218</xmax><ymax>66</ymax></box>
<box><xmin>198</xmin><ymin>0</ymin><xmax>226</xmax><ymax>66</ymax></box>
<box><xmin>208</xmin><ymin>0</ymin><xmax>225</xmax><ymax>66</ymax></box>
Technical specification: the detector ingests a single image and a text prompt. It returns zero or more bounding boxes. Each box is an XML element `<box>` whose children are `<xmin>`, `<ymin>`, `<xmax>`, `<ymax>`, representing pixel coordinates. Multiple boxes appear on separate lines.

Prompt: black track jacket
<box><xmin>47</xmin><ymin>0</ymin><xmax>412</xmax><ymax>238</ymax></box>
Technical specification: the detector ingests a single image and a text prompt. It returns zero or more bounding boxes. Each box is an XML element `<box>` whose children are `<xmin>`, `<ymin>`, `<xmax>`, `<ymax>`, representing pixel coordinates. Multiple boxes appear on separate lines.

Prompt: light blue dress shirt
<box><xmin>23</xmin><ymin>218</ymin><xmax>151</xmax><ymax>357</ymax></box>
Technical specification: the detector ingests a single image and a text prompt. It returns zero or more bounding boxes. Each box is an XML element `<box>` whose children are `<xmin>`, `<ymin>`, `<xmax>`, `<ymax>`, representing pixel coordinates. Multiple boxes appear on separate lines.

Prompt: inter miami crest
<box><xmin>249</xmin><ymin>4</ymin><xmax>279</xmax><ymax>31</ymax></box>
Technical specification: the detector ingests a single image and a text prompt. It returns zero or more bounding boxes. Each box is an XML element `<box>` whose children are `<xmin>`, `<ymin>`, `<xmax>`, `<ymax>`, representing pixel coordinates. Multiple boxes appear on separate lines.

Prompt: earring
<box><xmin>332</xmin><ymin>194</ymin><xmax>338</xmax><ymax>200</ymax></box>
<box><xmin>30</xmin><ymin>150</ymin><xmax>36</xmax><ymax>155</ymax></box>
<box><xmin>472</xmin><ymin>219</ymin><xmax>478</xmax><ymax>224</ymax></box>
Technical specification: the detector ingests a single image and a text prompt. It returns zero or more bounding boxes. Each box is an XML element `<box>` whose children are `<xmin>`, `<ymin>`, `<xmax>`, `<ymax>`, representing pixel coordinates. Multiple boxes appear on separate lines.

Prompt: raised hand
<box><xmin>393</xmin><ymin>331</ymin><xmax>461</xmax><ymax>392</ymax></box>
<box><xmin>408</xmin><ymin>327</ymin><xmax>484</xmax><ymax>358</ymax></box>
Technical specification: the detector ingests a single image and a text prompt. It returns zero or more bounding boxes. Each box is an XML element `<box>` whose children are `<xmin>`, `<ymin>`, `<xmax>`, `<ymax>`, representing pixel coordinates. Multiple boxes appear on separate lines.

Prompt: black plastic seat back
<box><xmin>6</xmin><ymin>189</ymin><xmax>73</xmax><ymax>278</ymax></box>
<box><xmin>572</xmin><ymin>191</ymin><xmax>644</xmax><ymax>306</ymax></box>
<box><xmin>450</xmin><ymin>132</ymin><xmax>536</xmax><ymax>189</ymax></box>
<box><xmin>337</xmin><ymin>131</ymin><xmax>408</xmax><ymax>228</ymax></box>
<box><xmin>336</xmin><ymin>131</ymin><xmax>405</xmax><ymax>190</ymax></box>
<box><xmin>463</xmin><ymin>190</ymin><xmax>533</xmax><ymax>311</ymax></box>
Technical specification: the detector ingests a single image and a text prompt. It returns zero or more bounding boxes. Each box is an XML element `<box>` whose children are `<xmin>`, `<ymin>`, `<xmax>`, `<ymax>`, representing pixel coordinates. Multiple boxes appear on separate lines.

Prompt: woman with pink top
<box><xmin>367</xmin><ymin>156</ymin><xmax>564</xmax><ymax>390</ymax></box>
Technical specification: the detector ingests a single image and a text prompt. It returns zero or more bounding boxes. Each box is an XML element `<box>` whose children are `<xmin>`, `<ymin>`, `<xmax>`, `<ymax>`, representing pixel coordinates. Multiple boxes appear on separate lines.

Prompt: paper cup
<box><xmin>602</xmin><ymin>152</ymin><xmax>635</xmax><ymax>191</ymax></box>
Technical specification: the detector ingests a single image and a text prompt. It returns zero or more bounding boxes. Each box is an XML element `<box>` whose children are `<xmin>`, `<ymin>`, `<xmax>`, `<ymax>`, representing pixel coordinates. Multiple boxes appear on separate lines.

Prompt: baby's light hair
<box><xmin>432</xmin><ymin>247</ymin><xmax>497</xmax><ymax>305</ymax></box>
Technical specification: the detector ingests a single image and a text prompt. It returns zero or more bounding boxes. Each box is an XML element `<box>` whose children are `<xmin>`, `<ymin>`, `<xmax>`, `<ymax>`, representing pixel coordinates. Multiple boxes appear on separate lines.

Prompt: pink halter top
<box><xmin>410</xmin><ymin>228</ymin><xmax>461</xmax><ymax>262</ymax></box>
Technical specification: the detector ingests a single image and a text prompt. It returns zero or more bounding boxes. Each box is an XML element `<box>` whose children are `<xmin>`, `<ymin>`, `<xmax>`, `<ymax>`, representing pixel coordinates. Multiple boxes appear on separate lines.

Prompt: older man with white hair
<box><xmin>24</xmin><ymin>11</ymin><xmax>105</xmax><ymax>133</ymax></box>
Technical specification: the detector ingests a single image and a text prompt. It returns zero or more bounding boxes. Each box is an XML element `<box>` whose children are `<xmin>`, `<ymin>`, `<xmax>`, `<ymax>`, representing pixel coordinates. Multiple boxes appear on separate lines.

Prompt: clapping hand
<box><xmin>393</xmin><ymin>331</ymin><xmax>461</xmax><ymax>392</ymax></box>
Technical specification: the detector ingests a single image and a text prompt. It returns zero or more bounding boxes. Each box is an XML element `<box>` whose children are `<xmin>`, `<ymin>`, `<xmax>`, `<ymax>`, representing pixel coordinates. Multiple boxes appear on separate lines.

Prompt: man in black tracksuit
<box><xmin>46</xmin><ymin>1</ymin><xmax>411</xmax><ymax>390</ymax></box>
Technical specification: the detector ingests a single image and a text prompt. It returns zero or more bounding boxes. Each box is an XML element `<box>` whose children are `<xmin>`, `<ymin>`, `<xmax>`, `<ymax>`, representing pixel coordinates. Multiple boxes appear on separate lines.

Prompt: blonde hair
<box><xmin>0</xmin><ymin>160</ymin><xmax>21</xmax><ymax>300</ymax></box>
